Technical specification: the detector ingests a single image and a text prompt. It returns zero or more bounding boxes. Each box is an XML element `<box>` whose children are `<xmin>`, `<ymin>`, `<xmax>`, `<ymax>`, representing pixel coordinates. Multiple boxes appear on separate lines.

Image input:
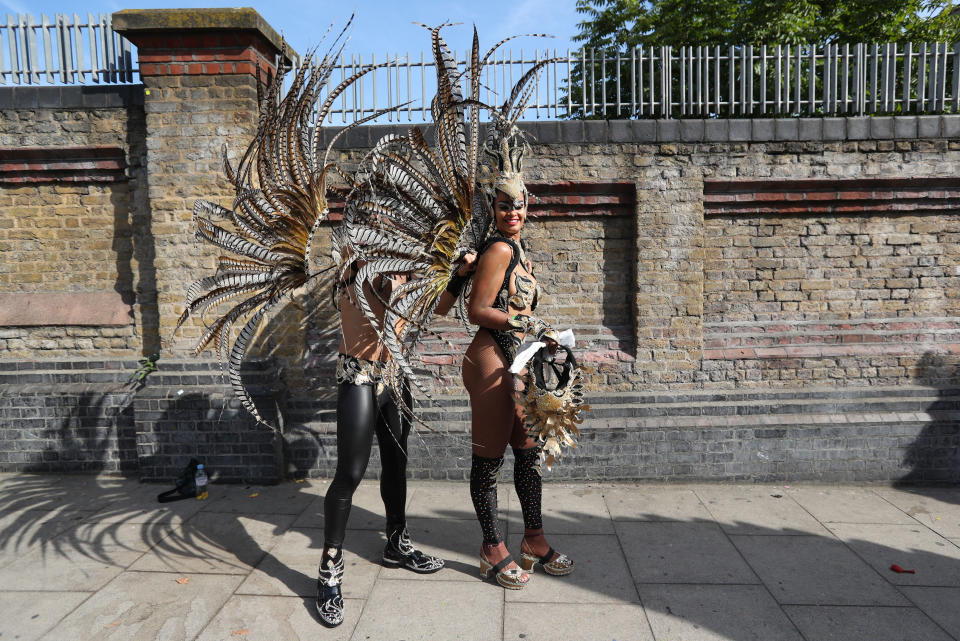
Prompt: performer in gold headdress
<box><xmin>463</xmin><ymin>130</ymin><xmax>576</xmax><ymax>590</ymax></box>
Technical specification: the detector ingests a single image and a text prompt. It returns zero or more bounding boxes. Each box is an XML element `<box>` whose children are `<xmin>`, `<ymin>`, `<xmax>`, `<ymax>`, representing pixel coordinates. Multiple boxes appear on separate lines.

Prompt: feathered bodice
<box><xmin>485</xmin><ymin>236</ymin><xmax>540</xmax><ymax>315</ymax></box>
<box><xmin>481</xmin><ymin>235</ymin><xmax>542</xmax><ymax>362</ymax></box>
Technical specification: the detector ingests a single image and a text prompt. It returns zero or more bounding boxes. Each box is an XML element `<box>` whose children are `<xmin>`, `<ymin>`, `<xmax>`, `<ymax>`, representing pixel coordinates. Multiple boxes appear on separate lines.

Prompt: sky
<box><xmin>11</xmin><ymin>0</ymin><xmax>587</xmax><ymax>59</ymax></box>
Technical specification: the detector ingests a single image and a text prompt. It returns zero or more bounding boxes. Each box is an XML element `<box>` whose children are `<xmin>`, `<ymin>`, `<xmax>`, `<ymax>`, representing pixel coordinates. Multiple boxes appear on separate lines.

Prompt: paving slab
<box><xmin>0</xmin><ymin>482</ymin><xmax>118</xmax><ymax>518</ymax></box>
<box><xmin>0</xmin><ymin>591</ymin><xmax>90</xmax><ymax>641</ymax></box>
<box><xmin>505</xmin><ymin>533</ymin><xmax>639</xmax><ymax>603</ymax></box>
<box><xmin>350</xmin><ymin>578</ymin><xmax>504</xmax><ymax>641</ymax></box>
<box><xmin>0</xmin><ymin>508</ymin><xmax>98</xmax><ymax>566</ymax></box>
<box><xmin>36</xmin><ymin>571</ymin><xmax>242</xmax><ymax>641</ymax></box>
<box><xmin>128</xmin><ymin>512</ymin><xmax>295</xmax><ymax>574</ymax></box>
<box><xmin>203</xmin><ymin>482</ymin><xmax>318</xmax><ymax>515</ymax></box>
<box><xmin>873</xmin><ymin>487</ymin><xmax>960</xmax><ymax>538</ymax></box>
<box><xmin>827</xmin><ymin>523</ymin><xmax>960</xmax><ymax>586</ymax></box>
<box><xmin>505</xmin><ymin>602</ymin><xmax>654</xmax><ymax>641</ymax></box>
<box><xmin>616</xmin><ymin>522</ymin><xmax>758</xmax><ymax>584</ymax></box>
<box><xmin>195</xmin><ymin>595</ymin><xmax>362</xmax><ymax>641</ymax></box>
<box><xmin>730</xmin><ymin>534</ymin><xmax>909</xmax><ymax>606</ymax></box>
<box><xmin>281</xmin><ymin>478</ymin><xmax>329</xmax><ymax>496</ymax></box>
<box><xmin>604</xmin><ymin>485</ymin><xmax>715</xmax><ymax>522</ymax></box>
<box><xmin>85</xmin><ymin>492</ymin><xmax>210</xmax><ymax>525</ymax></box>
<box><xmin>638</xmin><ymin>584</ymin><xmax>804</xmax><ymax>641</ymax></box>
<box><xmin>405</xmin><ymin>480</ymin><xmax>507</xmax><ymax>521</ymax></box>
<box><xmin>502</xmin><ymin>483</ymin><xmax>615</xmax><ymax>534</ymax></box>
<box><xmin>783</xmin><ymin>605</ymin><xmax>954</xmax><ymax>641</ymax></box>
<box><xmin>0</xmin><ymin>539</ymin><xmax>144</xmax><ymax>591</ymax></box>
<box><xmin>290</xmin><ymin>483</ymin><xmax>393</xmax><ymax>530</ymax></box>
<box><xmin>785</xmin><ymin>487</ymin><xmax>916</xmax><ymax>524</ymax></box>
<box><xmin>237</xmin><ymin>527</ymin><xmax>382</xmax><ymax>598</ymax></box>
<box><xmin>694</xmin><ymin>485</ymin><xmax>831</xmax><ymax>536</ymax></box>
<box><xmin>899</xmin><ymin>587</ymin><xmax>960</xmax><ymax>639</ymax></box>
<box><xmin>0</xmin><ymin>476</ymin><xmax>154</xmax><ymax>516</ymax></box>
<box><xmin>51</xmin><ymin>516</ymin><xmax>177</xmax><ymax>553</ymax></box>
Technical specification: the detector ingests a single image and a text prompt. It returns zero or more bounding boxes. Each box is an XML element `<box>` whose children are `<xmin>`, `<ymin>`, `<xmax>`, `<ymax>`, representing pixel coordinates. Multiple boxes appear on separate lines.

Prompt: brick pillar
<box><xmin>634</xmin><ymin>169</ymin><xmax>705</xmax><ymax>388</ymax></box>
<box><xmin>113</xmin><ymin>8</ymin><xmax>294</xmax><ymax>355</ymax></box>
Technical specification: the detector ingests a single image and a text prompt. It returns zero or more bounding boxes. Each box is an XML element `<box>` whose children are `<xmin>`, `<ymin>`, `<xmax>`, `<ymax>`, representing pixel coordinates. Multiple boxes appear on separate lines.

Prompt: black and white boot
<box><xmin>316</xmin><ymin>549</ymin><xmax>345</xmax><ymax>627</ymax></box>
<box><xmin>382</xmin><ymin>526</ymin><xmax>444</xmax><ymax>573</ymax></box>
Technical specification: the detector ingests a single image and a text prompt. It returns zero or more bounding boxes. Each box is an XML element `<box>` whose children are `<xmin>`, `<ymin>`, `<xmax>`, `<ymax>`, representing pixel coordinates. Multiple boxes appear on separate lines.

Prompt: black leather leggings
<box><xmin>323</xmin><ymin>381</ymin><xmax>411</xmax><ymax>549</ymax></box>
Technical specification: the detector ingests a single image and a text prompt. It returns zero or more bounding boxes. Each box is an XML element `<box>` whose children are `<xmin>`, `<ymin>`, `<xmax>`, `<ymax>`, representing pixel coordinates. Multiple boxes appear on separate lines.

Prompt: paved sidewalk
<box><xmin>1</xmin><ymin>474</ymin><xmax>959</xmax><ymax>641</ymax></box>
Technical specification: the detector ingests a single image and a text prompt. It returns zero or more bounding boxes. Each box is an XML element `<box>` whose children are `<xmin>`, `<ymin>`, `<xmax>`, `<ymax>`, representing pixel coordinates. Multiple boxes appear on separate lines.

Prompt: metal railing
<box><xmin>1</xmin><ymin>13</ymin><xmax>135</xmax><ymax>85</ymax></box>
<box><xmin>572</xmin><ymin>42</ymin><xmax>960</xmax><ymax>118</ymax></box>
<box><xmin>3</xmin><ymin>15</ymin><xmax>958</xmax><ymax>122</ymax></box>
<box><xmin>315</xmin><ymin>42</ymin><xmax>960</xmax><ymax>122</ymax></box>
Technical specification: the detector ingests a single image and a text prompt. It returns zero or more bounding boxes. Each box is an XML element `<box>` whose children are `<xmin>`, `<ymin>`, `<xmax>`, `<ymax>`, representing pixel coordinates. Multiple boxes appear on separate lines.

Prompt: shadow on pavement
<box><xmin>1</xmin><ymin>475</ymin><xmax>960</xmax><ymax>640</ymax></box>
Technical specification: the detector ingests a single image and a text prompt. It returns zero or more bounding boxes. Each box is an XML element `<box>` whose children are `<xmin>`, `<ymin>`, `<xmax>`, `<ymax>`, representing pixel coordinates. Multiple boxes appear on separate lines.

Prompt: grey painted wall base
<box><xmin>2</xmin><ymin>360</ymin><xmax>957</xmax><ymax>484</ymax></box>
<box><xmin>0</xmin><ymin>85</ymin><xmax>144</xmax><ymax>109</ymax></box>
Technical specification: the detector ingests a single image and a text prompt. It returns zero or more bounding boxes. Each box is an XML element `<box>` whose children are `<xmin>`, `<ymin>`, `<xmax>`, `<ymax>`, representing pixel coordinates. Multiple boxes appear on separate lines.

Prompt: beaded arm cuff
<box><xmin>508</xmin><ymin>314</ymin><xmax>558</xmax><ymax>342</ymax></box>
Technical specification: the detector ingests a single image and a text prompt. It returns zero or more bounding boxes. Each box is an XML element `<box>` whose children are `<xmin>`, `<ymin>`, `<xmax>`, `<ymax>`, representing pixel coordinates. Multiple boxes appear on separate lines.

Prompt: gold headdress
<box><xmin>480</xmin><ymin>130</ymin><xmax>529</xmax><ymax>210</ymax></box>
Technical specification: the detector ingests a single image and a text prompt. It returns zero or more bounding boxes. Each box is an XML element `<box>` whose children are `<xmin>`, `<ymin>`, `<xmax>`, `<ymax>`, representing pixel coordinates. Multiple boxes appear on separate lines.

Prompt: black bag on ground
<box><xmin>157</xmin><ymin>458</ymin><xmax>201</xmax><ymax>503</ymax></box>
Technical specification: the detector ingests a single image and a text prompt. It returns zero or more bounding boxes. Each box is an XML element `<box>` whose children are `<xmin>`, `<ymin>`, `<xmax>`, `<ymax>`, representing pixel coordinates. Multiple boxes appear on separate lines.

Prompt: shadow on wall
<box><xmin>600</xmin><ymin>209</ymin><xmax>638</xmax><ymax>387</ymax></box>
<box><xmin>143</xmin><ymin>274</ymin><xmax>341</xmax><ymax>483</ymax></box>
<box><xmin>21</xmin><ymin>387</ymin><xmax>139</xmax><ymax>476</ymax></box>
<box><xmin>119</xmin><ymin>100</ymin><xmax>160</xmax><ymax>356</ymax></box>
<box><xmin>898</xmin><ymin>351</ymin><xmax>960</xmax><ymax>486</ymax></box>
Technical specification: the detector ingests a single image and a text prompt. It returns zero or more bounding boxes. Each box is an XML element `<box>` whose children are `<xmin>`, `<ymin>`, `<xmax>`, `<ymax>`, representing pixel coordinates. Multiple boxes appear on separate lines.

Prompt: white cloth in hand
<box><xmin>509</xmin><ymin>329</ymin><xmax>575</xmax><ymax>374</ymax></box>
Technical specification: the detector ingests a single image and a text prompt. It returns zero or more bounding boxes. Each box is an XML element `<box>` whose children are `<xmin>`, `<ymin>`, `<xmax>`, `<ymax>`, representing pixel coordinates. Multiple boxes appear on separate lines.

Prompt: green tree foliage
<box><xmin>566</xmin><ymin>0</ymin><xmax>960</xmax><ymax>118</ymax></box>
<box><xmin>574</xmin><ymin>0</ymin><xmax>960</xmax><ymax>48</ymax></box>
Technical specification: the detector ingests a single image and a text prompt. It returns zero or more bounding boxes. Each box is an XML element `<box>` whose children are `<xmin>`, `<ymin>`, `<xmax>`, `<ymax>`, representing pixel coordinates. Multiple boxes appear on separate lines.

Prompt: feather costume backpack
<box><xmin>175</xmin><ymin>23</ymin><xmax>398</xmax><ymax>426</ymax></box>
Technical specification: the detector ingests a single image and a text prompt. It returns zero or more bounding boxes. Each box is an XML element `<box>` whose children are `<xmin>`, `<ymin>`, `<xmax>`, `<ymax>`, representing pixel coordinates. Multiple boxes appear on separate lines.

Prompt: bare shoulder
<box><xmin>479</xmin><ymin>241</ymin><xmax>513</xmax><ymax>265</ymax></box>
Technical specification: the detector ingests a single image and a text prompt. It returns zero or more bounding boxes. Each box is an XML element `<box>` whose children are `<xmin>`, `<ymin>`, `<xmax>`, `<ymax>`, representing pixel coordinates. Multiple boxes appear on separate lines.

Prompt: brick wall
<box><xmin>0</xmin><ymin>88</ymin><xmax>149</xmax><ymax>357</ymax></box>
<box><xmin>1</xmin><ymin>9</ymin><xmax>959</xmax><ymax>482</ymax></box>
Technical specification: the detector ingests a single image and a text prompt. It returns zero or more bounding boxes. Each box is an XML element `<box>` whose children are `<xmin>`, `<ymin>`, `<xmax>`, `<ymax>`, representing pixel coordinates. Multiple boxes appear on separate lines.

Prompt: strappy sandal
<box><xmin>519</xmin><ymin>540</ymin><xmax>575</xmax><ymax>576</ymax></box>
<box><xmin>480</xmin><ymin>550</ymin><xmax>530</xmax><ymax>590</ymax></box>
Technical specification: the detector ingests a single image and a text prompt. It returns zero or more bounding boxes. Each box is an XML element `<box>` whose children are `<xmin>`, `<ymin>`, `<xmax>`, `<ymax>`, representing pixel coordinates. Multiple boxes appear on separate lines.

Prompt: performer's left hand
<box><xmin>456</xmin><ymin>251</ymin><xmax>478</xmax><ymax>276</ymax></box>
<box><xmin>543</xmin><ymin>337</ymin><xmax>559</xmax><ymax>355</ymax></box>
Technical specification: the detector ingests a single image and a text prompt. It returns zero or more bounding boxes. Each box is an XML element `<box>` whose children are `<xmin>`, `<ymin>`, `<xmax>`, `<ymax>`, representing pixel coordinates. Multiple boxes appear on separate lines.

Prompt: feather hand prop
<box><xmin>516</xmin><ymin>347</ymin><xmax>591</xmax><ymax>472</ymax></box>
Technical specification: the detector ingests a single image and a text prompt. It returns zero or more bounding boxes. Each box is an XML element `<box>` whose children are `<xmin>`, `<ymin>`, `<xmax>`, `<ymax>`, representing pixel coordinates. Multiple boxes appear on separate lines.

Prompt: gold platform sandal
<box><xmin>519</xmin><ymin>539</ymin><xmax>575</xmax><ymax>576</ymax></box>
<box><xmin>480</xmin><ymin>550</ymin><xmax>530</xmax><ymax>589</ymax></box>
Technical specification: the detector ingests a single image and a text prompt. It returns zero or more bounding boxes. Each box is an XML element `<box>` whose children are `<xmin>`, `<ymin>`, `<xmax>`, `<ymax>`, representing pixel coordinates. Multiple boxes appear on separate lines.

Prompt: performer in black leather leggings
<box><xmin>316</xmin><ymin>355</ymin><xmax>445</xmax><ymax>628</ymax></box>
<box><xmin>323</xmin><ymin>372</ymin><xmax>412</xmax><ymax>548</ymax></box>
<box><xmin>315</xmin><ymin>255</ymin><xmax>474</xmax><ymax>628</ymax></box>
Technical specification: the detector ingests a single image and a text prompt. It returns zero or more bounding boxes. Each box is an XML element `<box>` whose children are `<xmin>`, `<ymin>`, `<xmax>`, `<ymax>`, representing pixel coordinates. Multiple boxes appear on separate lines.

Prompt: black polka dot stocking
<box><xmin>470</xmin><ymin>453</ymin><xmax>504</xmax><ymax>545</ymax></box>
<box><xmin>512</xmin><ymin>446</ymin><xmax>543</xmax><ymax>531</ymax></box>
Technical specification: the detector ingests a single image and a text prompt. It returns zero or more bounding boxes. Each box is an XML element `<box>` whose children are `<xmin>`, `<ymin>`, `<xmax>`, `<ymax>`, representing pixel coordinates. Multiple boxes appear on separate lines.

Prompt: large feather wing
<box><xmin>176</xmin><ymin>34</ymin><xmax>387</xmax><ymax>427</ymax></box>
<box><xmin>342</xmin><ymin>25</ymin><xmax>554</xmax><ymax>401</ymax></box>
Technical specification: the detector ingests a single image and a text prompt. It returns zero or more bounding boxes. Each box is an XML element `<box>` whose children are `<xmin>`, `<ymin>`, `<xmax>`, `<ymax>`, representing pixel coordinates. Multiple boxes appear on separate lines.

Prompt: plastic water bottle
<box><xmin>195</xmin><ymin>464</ymin><xmax>209</xmax><ymax>500</ymax></box>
